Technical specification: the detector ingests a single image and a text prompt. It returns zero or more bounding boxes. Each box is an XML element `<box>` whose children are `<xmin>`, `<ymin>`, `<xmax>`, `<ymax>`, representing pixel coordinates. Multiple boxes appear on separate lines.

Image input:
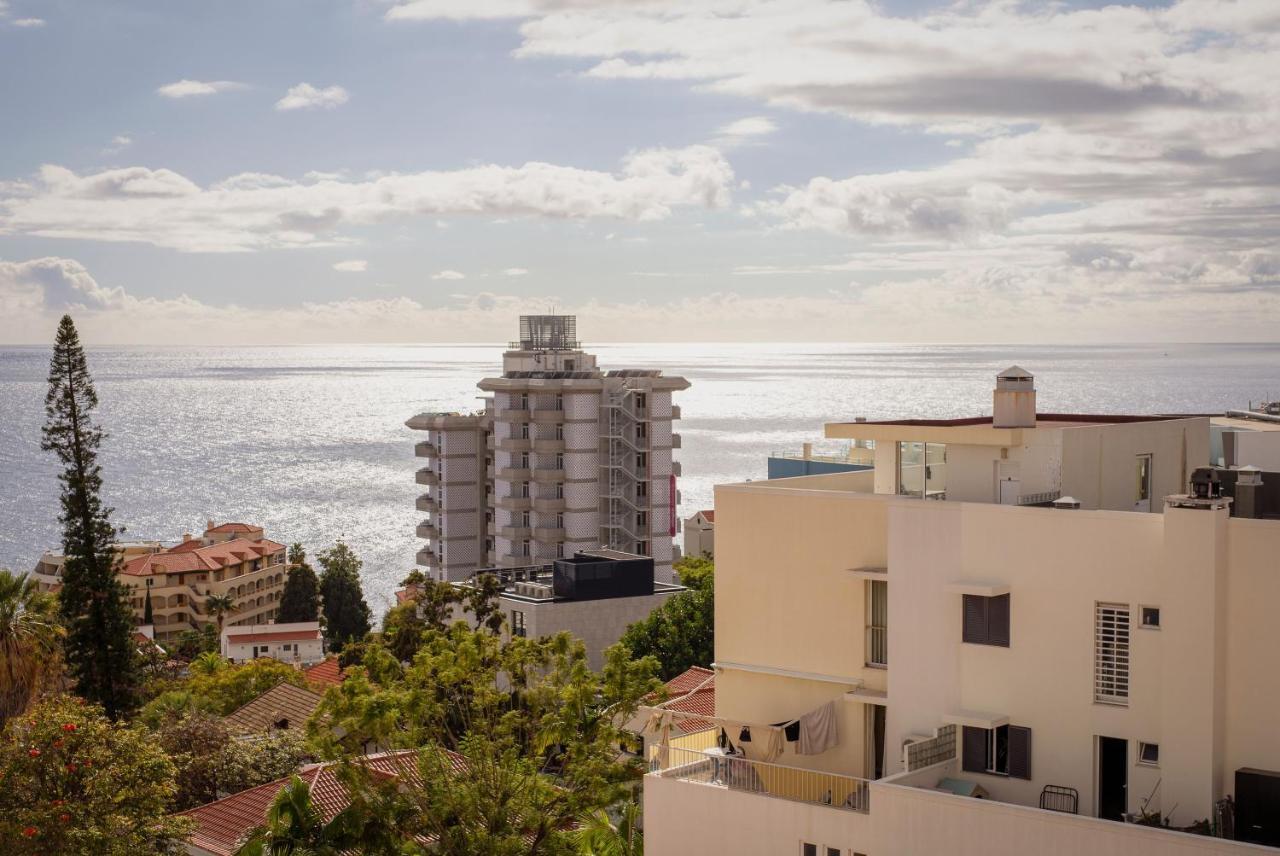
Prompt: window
<box><xmin>827</xmin><ymin>849</ymin><xmax>841</xmax><ymax>856</ymax></box>
<box><xmin>637</xmin><ymin>540</ymin><xmax>650</xmax><ymax>556</ymax></box>
<box><xmin>1095</xmin><ymin>603</ymin><xmax>1131</xmax><ymax>705</ymax></box>
<box><xmin>637</xmin><ymin>510</ymin><xmax>648</xmax><ymax>530</ymax></box>
<box><xmin>962</xmin><ymin>724</ymin><xmax>1031</xmax><ymax>779</ymax></box>
<box><xmin>518</xmin><ymin>393</ymin><xmax>528</xmax><ymax>410</ymax></box>
<box><xmin>634</xmin><ymin>392</ymin><xmax>647</xmax><ymax>412</ymax></box>
<box><xmin>564</xmin><ymin>359</ymin><xmax>575</xmax><ymax>371</ymax></box>
<box><xmin>555</xmin><ymin>452</ymin><xmax>564</xmax><ymax>470</ymax></box>
<box><xmin>520</xmin><ymin>422</ymin><xmax>530</xmax><ymax>440</ymax></box>
<box><xmin>520</xmin><ymin>452</ymin><xmax>530</xmax><ymax>469</ymax></box>
<box><xmin>866</xmin><ymin>580</ymin><xmax>888</xmax><ymax>667</ymax></box>
<box><xmin>554</xmin><ymin>393</ymin><xmax>563</xmax><ymax>411</ymax></box>
<box><xmin>281</xmin><ymin>644</ymin><xmax>293</xmax><ymax>652</ymax></box>
<box><xmin>962</xmin><ymin>594</ymin><xmax>1010</xmax><ymax>647</ymax></box>
<box><xmin>1138</xmin><ymin>742</ymin><xmax>1159</xmax><ymax>766</ymax></box>
<box><xmin>555</xmin><ymin>423</ymin><xmax>564</xmax><ymax>441</ymax></box>
<box><xmin>1140</xmin><ymin>606</ymin><xmax>1161</xmax><ymax>629</ymax></box>
<box><xmin>636</xmin><ymin>421</ymin><xmax>648</xmax><ymax>440</ymax></box>
<box><xmin>521</xmin><ymin>510</ymin><xmax>531</xmax><ymax>528</ymax></box>
<box><xmin>556</xmin><ymin>512</ymin><xmax>564</xmax><ymax>529</ymax></box>
<box><xmin>555</xmin><ymin>482</ymin><xmax>564</xmax><ymax>499</ymax></box>
<box><xmin>636</xmin><ymin>451</ymin><xmax>648</xmax><ymax>472</ymax></box>
<box><xmin>636</xmin><ymin>481</ymin><xmax>648</xmax><ymax>499</ymax></box>
<box><xmin>521</xmin><ymin>481</ymin><xmax>531</xmax><ymax>498</ymax></box>
<box><xmin>801</xmin><ymin>845</ymin><xmax>818</xmax><ymax>856</ymax></box>
<box><xmin>556</xmin><ymin>542</ymin><xmax>565</xmax><ymax>558</ymax></box>
<box><xmin>511</xmin><ymin>610</ymin><xmax>526</xmax><ymax>638</ymax></box>
<box><xmin>521</xmin><ymin>540</ymin><xmax>531</xmax><ymax>558</ymax></box>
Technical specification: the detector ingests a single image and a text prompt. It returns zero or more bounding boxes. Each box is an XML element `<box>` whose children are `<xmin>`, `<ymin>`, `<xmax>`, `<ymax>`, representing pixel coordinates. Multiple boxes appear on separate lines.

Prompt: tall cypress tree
<box><xmin>277</xmin><ymin>543</ymin><xmax>321</xmax><ymax>623</ymax></box>
<box><xmin>316</xmin><ymin>541</ymin><xmax>371</xmax><ymax>652</ymax></box>
<box><xmin>40</xmin><ymin>315</ymin><xmax>139</xmax><ymax>718</ymax></box>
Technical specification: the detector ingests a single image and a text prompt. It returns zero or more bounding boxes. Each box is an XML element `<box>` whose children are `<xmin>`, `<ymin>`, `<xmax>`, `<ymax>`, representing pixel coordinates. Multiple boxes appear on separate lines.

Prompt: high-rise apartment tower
<box><xmin>407</xmin><ymin>316</ymin><xmax>689</xmax><ymax>583</ymax></box>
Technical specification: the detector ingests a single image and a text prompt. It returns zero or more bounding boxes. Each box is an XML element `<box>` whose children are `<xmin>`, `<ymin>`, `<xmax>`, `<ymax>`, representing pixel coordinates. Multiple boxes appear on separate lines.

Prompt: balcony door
<box><xmin>1097</xmin><ymin>736</ymin><xmax>1128</xmax><ymax>820</ymax></box>
<box><xmin>1134</xmin><ymin>454</ymin><xmax>1152</xmax><ymax>512</ymax></box>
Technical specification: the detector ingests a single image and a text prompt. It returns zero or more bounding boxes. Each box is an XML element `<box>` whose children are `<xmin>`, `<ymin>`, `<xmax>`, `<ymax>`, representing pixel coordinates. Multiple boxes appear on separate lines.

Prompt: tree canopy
<box><xmin>618</xmin><ymin>556</ymin><xmax>714</xmax><ymax>681</ymax></box>
<box><xmin>277</xmin><ymin>543</ymin><xmax>321</xmax><ymax>623</ymax></box>
<box><xmin>316</xmin><ymin>542</ymin><xmax>371</xmax><ymax>652</ymax></box>
<box><xmin>0</xmin><ymin>569</ymin><xmax>63</xmax><ymax>724</ymax></box>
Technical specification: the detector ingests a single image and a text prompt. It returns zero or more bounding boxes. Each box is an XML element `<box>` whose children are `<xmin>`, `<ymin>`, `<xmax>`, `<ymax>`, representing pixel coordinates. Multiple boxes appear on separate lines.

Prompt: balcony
<box><xmin>500</xmin><ymin>526</ymin><xmax>532</xmax><ymax>540</ymax></box>
<box><xmin>532</xmin><ymin>467</ymin><xmax>566</xmax><ymax>483</ymax></box>
<box><xmin>414</xmin><ymin>441</ymin><xmax>438</xmax><ymax>458</ymax></box>
<box><xmin>496</xmin><ymin>467</ymin><xmax>533</xmax><ymax>481</ymax></box>
<box><xmin>657</xmin><ymin>747</ymin><xmax>869</xmax><ymax>813</ymax></box>
<box><xmin>497</xmin><ymin>437</ymin><xmax>532</xmax><ymax>452</ymax></box>
<box><xmin>533</xmin><ymin>438</ymin><xmax>566</xmax><ymax>453</ymax></box>
<box><xmin>415</xmin><ymin>468</ymin><xmax>439</xmax><ymax>486</ymax></box>
<box><xmin>416</xmin><ymin>521</ymin><xmax>440</xmax><ymax>540</ymax></box>
<box><xmin>531</xmin><ymin>408</ymin><xmax>565</xmax><ymax>423</ymax></box>
<box><xmin>497</xmin><ymin>554</ymin><xmax>537</xmax><ymax>568</ymax></box>
<box><xmin>416</xmin><ymin>494</ymin><xmax>440</xmax><ymax>513</ymax></box>
<box><xmin>496</xmin><ymin>495</ymin><xmax>532</xmax><ymax>511</ymax></box>
<box><xmin>671</xmin><ymin>433</ymin><xmax>682</xmax><ymax>449</ymax></box>
<box><xmin>670</xmin><ymin>405</ymin><xmax>681</xmax><ymax>420</ymax></box>
<box><xmin>672</xmin><ymin>461</ymin><xmax>682</xmax><ymax>477</ymax></box>
<box><xmin>532</xmin><ymin>527</ymin><xmax>565</xmax><ymax>541</ymax></box>
<box><xmin>533</xmin><ymin>497</ymin><xmax>566</xmax><ymax>513</ymax></box>
<box><xmin>497</xmin><ymin>407</ymin><xmax>530</xmax><ymax>421</ymax></box>
<box><xmin>415</xmin><ymin>548</ymin><xmax>439</xmax><ymax>567</ymax></box>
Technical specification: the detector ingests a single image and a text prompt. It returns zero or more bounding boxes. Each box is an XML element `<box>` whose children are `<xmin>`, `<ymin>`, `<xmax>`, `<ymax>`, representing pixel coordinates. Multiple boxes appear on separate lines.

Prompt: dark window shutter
<box><xmin>963</xmin><ymin>595</ymin><xmax>988</xmax><ymax>644</ymax></box>
<box><xmin>962</xmin><ymin>726</ymin><xmax>986</xmax><ymax>773</ymax></box>
<box><xmin>988</xmin><ymin>594</ymin><xmax>1011</xmax><ymax>647</ymax></box>
<box><xmin>1008</xmin><ymin>726</ymin><xmax>1032</xmax><ymax>780</ymax></box>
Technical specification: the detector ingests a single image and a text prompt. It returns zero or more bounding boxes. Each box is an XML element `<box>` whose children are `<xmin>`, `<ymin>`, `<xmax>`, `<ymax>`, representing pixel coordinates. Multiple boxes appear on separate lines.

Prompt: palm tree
<box><xmin>577</xmin><ymin>797</ymin><xmax>643</xmax><ymax>856</ymax></box>
<box><xmin>0</xmin><ymin>569</ymin><xmax>64</xmax><ymax>723</ymax></box>
<box><xmin>205</xmin><ymin>593</ymin><xmax>237</xmax><ymax>634</ymax></box>
<box><xmin>235</xmin><ymin>774</ymin><xmax>361</xmax><ymax>856</ymax></box>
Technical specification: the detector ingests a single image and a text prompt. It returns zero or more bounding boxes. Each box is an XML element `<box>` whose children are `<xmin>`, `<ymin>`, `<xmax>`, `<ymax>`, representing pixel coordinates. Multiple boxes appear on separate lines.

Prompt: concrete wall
<box><xmin>497</xmin><ymin>589</ymin><xmax>678</xmax><ymax>671</ymax></box>
<box><xmin>1060</xmin><ymin>418</ymin><xmax>1206</xmax><ymax>511</ymax></box>
<box><xmin>767</xmin><ymin>458</ymin><xmax>873</xmax><ymax>479</ymax></box>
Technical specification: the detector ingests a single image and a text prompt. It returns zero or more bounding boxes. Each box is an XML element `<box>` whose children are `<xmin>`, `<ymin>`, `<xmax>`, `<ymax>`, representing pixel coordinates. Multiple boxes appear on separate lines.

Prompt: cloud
<box><xmin>0</xmin><ymin>146</ymin><xmax>734</xmax><ymax>252</ymax></box>
<box><xmin>275</xmin><ymin>83</ymin><xmax>350</xmax><ymax>111</ymax></box>
<box><xmin>432</xmin><ymin>269</ymin><xmax>465</xmax><ymax>280</ymax></box>
<box><xmin>333</xmin><ymin>259</ymin><xmax>368</xmax><ymax>272</ymax></box>
<box><xmin>102</xmin><ymin>135</ymin><xmax>133</xmax><ymax>155</ymax></box>
<box><xmin>717</xmin><ymin>117</ymin><xmax>777</xmax><ymax>138</ymax></box>
<box><xmin>3</xmin><ymin>255</ymin><xmax>1277</xmax><ymax>346</ymax></box>
<box><xmin>12</xmin><ymin>17</ymin><xmax>43</xmax><ymax>26</ymax></box>
<box><xmin>502</xmin><ymin>267</ymin><xmax>529</xmax><ymax>276</ymax></box>
<box><xmin>157</xmin><ymin>79</ymin><xmax>245</xmax><ymax>99</ymax></box>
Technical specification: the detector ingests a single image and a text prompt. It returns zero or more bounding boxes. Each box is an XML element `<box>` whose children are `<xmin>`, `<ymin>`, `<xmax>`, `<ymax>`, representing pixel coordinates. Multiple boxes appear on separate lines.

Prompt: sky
<box><xmin>0</xmin><ymin>0</ymin><xmax>1277</xmax><ymax>344</ymax></box>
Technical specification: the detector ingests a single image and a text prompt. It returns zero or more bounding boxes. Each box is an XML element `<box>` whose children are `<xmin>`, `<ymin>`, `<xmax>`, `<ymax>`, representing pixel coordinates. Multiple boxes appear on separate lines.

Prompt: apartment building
<box><xmin>449</xmin><ymin>549</ymin><xmax>685</xmax><ymax>670</ymax></box>
<box><xmin>33</xmin><ymin>521</ymin><xmax>289</xmax><ymax>642</ymax></box>
<box><xmin>407</xmin><ymin>315</ymin><xmax>689</xmax><ymax>584</ymax></box>
<box><xmin>645</xmin><ymin>370</ymin><xmax>1280</xmax><ymax>855</ymax></box>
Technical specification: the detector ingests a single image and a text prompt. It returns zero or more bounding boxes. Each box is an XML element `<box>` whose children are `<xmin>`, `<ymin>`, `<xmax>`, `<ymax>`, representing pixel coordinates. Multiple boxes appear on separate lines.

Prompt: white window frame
<box><xmin>1095</xmin><ymin>602</ymin><xmax>1131</xmax><ymax>705</ymax></box>
<box><xmin>1137</xmin><ymin>741</ymin><xmax>1160</xmax><ymax>767</ymax></box>
<box><xmin>865</xmin><ymin>579</ymin><xmax>888</xmax><ymax>668</ymax></box>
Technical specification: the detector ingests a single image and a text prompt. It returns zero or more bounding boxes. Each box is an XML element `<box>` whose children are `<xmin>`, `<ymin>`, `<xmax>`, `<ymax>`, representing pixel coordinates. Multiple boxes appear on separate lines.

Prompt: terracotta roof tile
<box><xmin>698</xmin><ymin>509</ymin><xmax>714</xmax><ymax>522</ymax></box>
<box><xmin>205</xmin><ymin>523</ymin><xmax>260</xmax><ymax>534</ymax></box>
<box><xmin>304</xmin><ymin>658</ymin><xmax>345</xmax><ymax>688</ymax></box>
<box><xmin>664</xmin><ymin>665</ymin><xmax>714</xmax><ymax>696</ymax></box>
<box><xmin>224</xmin><ymin>628</ymin><xmax>321</xmax><ymax>645</ymax></box>
<box><xmin>120</xmin><ymin>537</ymin><xmax>287</xmax><ymax>577</ymax></box>
<box><xmin>223</xmin><ymin>682</ymin><xmax>323</xmax><ymax>735</ymax></box>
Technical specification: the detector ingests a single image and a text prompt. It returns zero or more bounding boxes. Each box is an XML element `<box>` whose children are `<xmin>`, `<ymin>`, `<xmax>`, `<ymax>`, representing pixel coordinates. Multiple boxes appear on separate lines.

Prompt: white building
<box><xmin>644</xmin><ymin>367</ymin><xmax>1280</xmax><ymax>855</ymax></box>
<box><xmin>407</xmin><ymin>315</ymin><xmax>689</xmax><ymax>584</ymax></box>
<box><xmin>220</xmin><ymin>621</ymin><xmax>324</xmax><ymax>665</ymax></box>
<box><xmin>683</xmin><ymin>509</ymin><xmax>715</xmax><ymax>559</ymax></box>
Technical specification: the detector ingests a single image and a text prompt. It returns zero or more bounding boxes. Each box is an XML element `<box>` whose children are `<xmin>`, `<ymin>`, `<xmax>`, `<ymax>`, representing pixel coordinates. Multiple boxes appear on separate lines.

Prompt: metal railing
<box><xmin>659</xmin><ymin>746</ymin><xmax>870</xmax><ymax>813</ymax></box>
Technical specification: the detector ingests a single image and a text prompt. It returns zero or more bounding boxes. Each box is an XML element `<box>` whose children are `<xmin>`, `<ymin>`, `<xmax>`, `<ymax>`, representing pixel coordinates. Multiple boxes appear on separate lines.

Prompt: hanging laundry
<box><xmin>784</xmin><ymin>720</ymin><xmax>800</xmax><ymax>742</ymax></box>
<box><xmin>763</xmin><ymin>726</ymin><xmax>785</xmax><ymax>762</ymax></box>
<box><xmin>739</xmin><ymin>726</ymin><xmax>752</xmax><ymax>743</ymax></box>
<box><xmin>797</xmin><ymin>701</ymin><xmax>839</xmax><ymax>755</ymax></box>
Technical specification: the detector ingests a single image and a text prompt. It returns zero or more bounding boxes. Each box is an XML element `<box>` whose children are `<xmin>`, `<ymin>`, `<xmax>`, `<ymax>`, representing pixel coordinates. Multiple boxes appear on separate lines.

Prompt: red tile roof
<box><xmin>223</xmin><ymin>682</ymin><xmax>323</xmax><ymax>735</ymax></box>
<box><xmin>697</xmin><ymin>510</ymin><xmax>714</xmax><ymax>523</ymax></box>
<box><xmin>652</xmin><ymin>666</ymin><xmax>715</xmax><ymax>734</ymax></box>
<box><xmin>223</xmin><ymin>628</ymin><xmax>321</xmax><ymax>645</ymax></box>
<box><xmin>304</xmin><ymin>657</ymin><xmax>345</xmax><ymax>687</ymax></box>
<box><xmin>664</xmin><ymin>665</ymin><xmax>714</xmax><ymax>696</ymax></box>
<box><xmin>205</xmin><ymin>523</ymin><xmax>261</xmax><ymax>534</ymax></box>
<box><xmin>121</xmin><ymin>537</ymin><xmax>286</xmax><ymax>577</ymax></box>
<box><xmin>179</xmin><ymin>751</ymin><xmax>462</xmax><ymax>856</ymax></box>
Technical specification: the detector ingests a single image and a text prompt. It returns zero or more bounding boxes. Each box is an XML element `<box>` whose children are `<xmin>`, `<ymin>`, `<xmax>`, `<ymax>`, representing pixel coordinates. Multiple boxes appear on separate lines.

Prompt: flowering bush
<box><xmin>0</xmin><ymin>695</ymin><xmax>191</xmax><ymax>855</ymax></box>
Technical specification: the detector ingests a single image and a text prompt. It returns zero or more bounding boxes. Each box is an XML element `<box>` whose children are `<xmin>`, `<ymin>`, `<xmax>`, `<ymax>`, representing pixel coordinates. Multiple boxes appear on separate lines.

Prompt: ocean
<box><xmin>1</xmin><ymin>342</ymin><xmax>1277</xmax><ymax>611</ymax></box>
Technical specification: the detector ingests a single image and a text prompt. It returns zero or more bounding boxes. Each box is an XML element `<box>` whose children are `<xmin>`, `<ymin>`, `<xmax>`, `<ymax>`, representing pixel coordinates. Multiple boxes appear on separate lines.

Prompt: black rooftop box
<box><xmin>553</xmin><ymin>550</ymin><xmax>654</xmax><ymax>600</ymax></box>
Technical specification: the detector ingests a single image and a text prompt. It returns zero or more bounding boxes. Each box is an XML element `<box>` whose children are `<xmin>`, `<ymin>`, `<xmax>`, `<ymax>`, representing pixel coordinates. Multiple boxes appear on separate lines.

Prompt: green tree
<box><xmin>0</xmin><ymin>695</ymin><xmax>191</xmax><ymax>854</ymax></box>
<box><xmin>464</xmin><ymin>572</ymin><xmax>505</xmax><ymax>634</ymax></box>
<box><xmin>619</xmin><ymin>557</ymin><xmax>713</xmax><ymax>681</ymax></box>
<box><xmin>277</xmin><ymin>545</ymin><xmax>320</xmax><ymax>623</ymax></box>
<box><xmin>41</xmin><ymin>315</ymin><xmax>140</xmax><ymax>719</ymax></box>
<box><xmin>139</xmin><ymin>657</ymin><xmax>312</xmax><ymax>725</ymax></box>
<box><xmin>235</xmin><ymin>774</ymin><xmax>364</xmax><ymax>856</ymax></box>
<box><xmin>311</xmin><ymin>625</ymin><xmax>660</xmax><ymax>854</ymax></box>
<box><xmin>316</xmin><ymin>542</ymin><xmax>371</xmax><ymax>652</ymax></box>
<box><xmin>205</xmin><ymin>593</ymin><xmax>237</xmax><ymax>634</ymax></box>
<box><xmin>0</xmin><ymin>569</ymin><xmax>64</xmax><ymax>723</ymax></box>
<box><xmin>577</xmin><ymin>796</ymin><xmax>643</xmax><ymax>856</ymax></box>
<box><xmin>143</xmin><ymin>586</ymin><xmax>154</xmax><ymax>625</ymax></box>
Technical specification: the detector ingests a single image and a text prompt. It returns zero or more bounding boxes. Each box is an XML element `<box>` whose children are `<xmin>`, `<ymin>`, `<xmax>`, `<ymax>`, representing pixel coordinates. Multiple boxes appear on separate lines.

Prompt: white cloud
<box><xmin>717</xmin><ymin>117</ymin><xmax>777</xmax><ymax>138</ymax></box>
<box><xmin>0</xmin><ymin>146</ymin><xmax>734</xmax><ymax>252</ymax></box>
<box><xmin>502</xmin><ymin>267</ymin><xmax>529</xmax><ymax>276</ymax></box>
<box><xmin>12</xmin><ymin>17</ymin><xmax>43</xmax><ymax>27</ymax></box>
<box><xmin>432</xmin><ymin>269</ymin><xmax>465</xmax><ymax>280</ymax></box>
<box><xmin>275</xmin><ymin>83</ymin><xmax>350</xmax><ymax>111</ymax></box>
<box><xmin>157</xmin><ymin>79</ymin><xmax>245</xmax><ymax>99</ymax></box>
<box><xmin>333</xmin><ymin>259</ymin><xmax>368</xmax><ymax>272</ymax></box>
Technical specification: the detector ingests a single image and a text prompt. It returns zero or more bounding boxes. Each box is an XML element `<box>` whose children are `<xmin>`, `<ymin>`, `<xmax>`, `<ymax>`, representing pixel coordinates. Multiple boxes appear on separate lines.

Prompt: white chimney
<box><xmin>993</xmin><ymin>366</ymin><xmax>1036</xmax><ymax>429</ymax></box>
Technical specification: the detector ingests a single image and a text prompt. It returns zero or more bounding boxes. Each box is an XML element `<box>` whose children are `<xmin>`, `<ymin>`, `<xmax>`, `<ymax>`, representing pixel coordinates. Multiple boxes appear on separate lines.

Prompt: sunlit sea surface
<box><xmin>2</xmin><ymin>342</ymin><xmax>1277</xmax><ymax>610</ymax></box>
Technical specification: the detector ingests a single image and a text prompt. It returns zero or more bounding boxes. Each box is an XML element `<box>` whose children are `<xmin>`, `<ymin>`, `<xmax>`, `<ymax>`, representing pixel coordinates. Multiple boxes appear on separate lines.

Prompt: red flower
<box><xmin>27</xmin><ymin>748</ymin><xmax>40</xmax><ymax>758</ymax></box>
<box><xmin>50</xmin><ymin>800</ymin><xmax>64</xmax><ymax>808</ymax></box>
<box><xmin>61</xmin><ymin>723</ymin><xmax>77</xmax><ymax>732</ymax></box>
<box><xmin>21</xmin><ymin>827</ymin><xmax>37</xmax><ymax>838</ymax></box>
<box><xmin>65</xmin><ymin>763</ymin><xmax>77</xmax><ymax>773</ymax></box>
<box><xmin>58</xmin><ymin>814</ymin><xmax>70</xmax><ymax>824</ymax></box>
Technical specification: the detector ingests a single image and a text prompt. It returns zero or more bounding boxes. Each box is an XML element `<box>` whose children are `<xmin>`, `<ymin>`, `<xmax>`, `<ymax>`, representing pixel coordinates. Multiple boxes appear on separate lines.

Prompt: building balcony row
<box><xmin>415</xmin><ymin>467</ymin><xmax>440</xmax><ymax>486</ymax></box>
<box><xmin>414</xmin><ymin>440</ymin><xmax>438</xmax><ymax>459</ymax></box>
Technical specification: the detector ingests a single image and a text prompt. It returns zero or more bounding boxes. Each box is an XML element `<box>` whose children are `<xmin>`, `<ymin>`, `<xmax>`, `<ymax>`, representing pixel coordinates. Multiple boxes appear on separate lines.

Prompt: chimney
<box><xmin>206</xmin><ymin>519</ymin><xmax>215</xmax><ymax>532</ymax></box>
<box><xmin>993</xmin><ymin>366</ymin><xmax>1036</xmax><ymax>429</ymax></box>
<box><xmin>1052</xmin><ymin>496</ymin><xmax>1081</xmax><ymax>510</ymax></box>
<box><xmin>1235</xmin><ymin>465</ymin><xmax>1263</xmax><ymax>519</ymax></box>
<box><xmin>182</xmin><ymin>532</ymin><xmax>193</xmax><ymax>543</ymax></box>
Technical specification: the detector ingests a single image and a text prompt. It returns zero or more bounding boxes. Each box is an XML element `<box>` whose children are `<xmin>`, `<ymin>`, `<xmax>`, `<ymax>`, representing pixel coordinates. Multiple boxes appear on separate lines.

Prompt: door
<box><xmin>995</xmin><ymin>460</ymin><xmax>1021</xmax><ymax>505</ymax></box>
<box><xmin>863</xmin><ymin>705</ymin><xmax>886</xmax><ymax>780</ymax></box>
<box><xmin>1097</xmin><ymin>736</ymin><xmax>1128</xmax><ymax>821</ymax></box>
<box><xmin>1134</xmin><ymin>454</ymin><xmax>1152</xmax><ymax>512</ymax></box>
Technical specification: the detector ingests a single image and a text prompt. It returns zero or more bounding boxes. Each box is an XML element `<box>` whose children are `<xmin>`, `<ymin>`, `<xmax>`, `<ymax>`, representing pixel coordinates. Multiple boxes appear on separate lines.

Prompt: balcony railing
<box><xmin>415</xmin><ymin>468</ymin><xmax>439</xmax><ymax>486</ymax></box>
<box><xmin>533</xmin><ymin>497</ymin><xmax>566</xmax><ymax>513</ymax></box>
<box><xmin>414</xmin><ymin>441</ymin><xmax>438</xmax><ymax>459</ymax></box>
<box><xmin>658</xmin><ymin>747</ymin><xmax>870</xmax><ymax>814</ymax></box>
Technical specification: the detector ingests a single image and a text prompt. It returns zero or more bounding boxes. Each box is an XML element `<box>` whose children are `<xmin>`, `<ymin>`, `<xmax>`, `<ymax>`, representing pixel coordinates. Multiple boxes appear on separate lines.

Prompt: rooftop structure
<box><xmin>220</xmin><ymin>621</ymin><xmax>324</xmax><ymax>665</ymax></box>
<box><xmin>449</xmin><ymin>550</ymin><xmax>684</xmax><ymax>670</ymax></box>
<box><xmin>32</xmin><ymin>521</ymin><xmax>290</xmax><ymax>641</ymax></box>
<box><xmin>683</xmin><ymin>509</ymin><xmax>715</xmax><ymax>559</ymax></box>
<box><xmin>407</xmin><ymin>315</ymin><xmax>689</xmax><ymax>586</ymax></box>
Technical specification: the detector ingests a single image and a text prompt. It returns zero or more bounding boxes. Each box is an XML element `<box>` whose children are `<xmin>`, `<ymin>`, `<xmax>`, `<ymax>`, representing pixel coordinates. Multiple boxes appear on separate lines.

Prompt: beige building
<box><xmin>683</xmin><ymin>509</ymin><xmax>715</xmax><ymax>559</ymax></box>
<box><xmin>407</xmin><ymin>315</ymin><xmax>689</xmax><ymax>584</ymax></box>
<box><xmin>33</xmin><ymin>522</ymin><xmax>290</xmax><ymax>642</ymax></box>
<box><xmin>644</xmin><ymin>369</ymin><xmax>1280</xmax><ymax>855</ymax></box>
<box><xmin>1213</xmin><ymin>406</ymin><xmax>1280</xmax><ymax>471</ymax></box>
